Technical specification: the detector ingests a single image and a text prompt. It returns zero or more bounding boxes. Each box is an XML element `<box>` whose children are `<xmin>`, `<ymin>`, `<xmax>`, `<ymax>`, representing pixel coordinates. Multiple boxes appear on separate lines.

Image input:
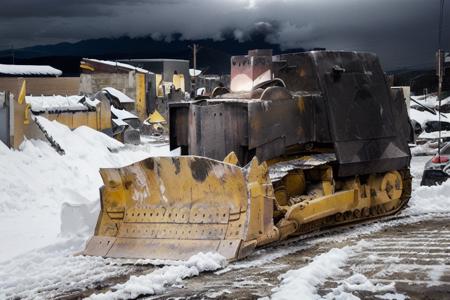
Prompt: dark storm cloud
<box><xmin>0</xmin><ymin>0</ymin><xmax>180</xmax><ymax>18</ymax></box>
<box><xmin>0</xmin><ymin>0</ymin><xmax>448</xmax><ymax>69</ymax></box>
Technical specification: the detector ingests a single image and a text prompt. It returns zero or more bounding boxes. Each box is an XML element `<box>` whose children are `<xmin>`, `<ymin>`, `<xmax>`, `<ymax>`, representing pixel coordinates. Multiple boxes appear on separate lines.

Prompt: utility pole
<box><xmin>193</xmin><ymin>44</ymin><xmax>198</xmax><ymax>92</ymax></box>
<box><xmin>11</xmin><ymin>44</ymin><xmax>15</xmax><ymax>64</ymax></box>
<box><xmin>437</xmin><ymin>0</ymin><xmax>445</xmax><ymax>157</ymax></box>
<box><xmin>189</xmin><ymin>44</ymin><xmax>200</xmax><ymax>93</ymax></box>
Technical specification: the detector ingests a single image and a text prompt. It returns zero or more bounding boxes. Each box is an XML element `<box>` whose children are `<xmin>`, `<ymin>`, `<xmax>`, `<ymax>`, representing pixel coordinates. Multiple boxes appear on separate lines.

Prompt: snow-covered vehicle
<box><xmin>409</xmin><ymin>95</ymin><xmax>450</xmax><ymax>142</ymax></box>
<box><xmin>421</xmin><ymin>142</ymin><xmax>450</xmax><ymax>186</ymax></box>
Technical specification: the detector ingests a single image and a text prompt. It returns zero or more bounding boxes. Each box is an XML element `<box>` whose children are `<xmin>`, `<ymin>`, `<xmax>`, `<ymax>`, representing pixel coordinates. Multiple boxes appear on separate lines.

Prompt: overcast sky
<box><xmin>0</xmin><ymin>0</ymin><xmax>448</xmax><ymax>69</ymax></box>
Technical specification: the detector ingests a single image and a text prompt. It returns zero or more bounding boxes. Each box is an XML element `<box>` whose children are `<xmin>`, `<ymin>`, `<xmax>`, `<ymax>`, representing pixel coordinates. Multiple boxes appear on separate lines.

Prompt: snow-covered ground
<box><xmin>0</xmin><ymin>117</ymin><xmax>171</xmax><ymax>263</ymax></box>
<box><xmin>271</xmin><ymin>241</ymin><xmax>371</xmax><ymax>300</ymax></box>
<box><xmin>1</xmin><ymin>117</ymin><xmax>449</xmax><ymax>299</ymax></box>
<box><xmin>88</xmin><ymin>252</ymin><xmax>227</xmax><ymax>300</ymax></box>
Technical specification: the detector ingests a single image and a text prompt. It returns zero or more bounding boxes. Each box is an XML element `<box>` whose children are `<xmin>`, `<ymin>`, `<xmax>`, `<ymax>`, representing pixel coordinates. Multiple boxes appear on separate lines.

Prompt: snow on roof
<box><xmin>189</xmin><ymin>69</ymin><xmax>202</xmax><ymax>77</ymax></box>
<box><xmin>112</xmin><ymin>118</ymin><xmax>129</xmax><ymax>127</ymax></box>
<box><xmin>84</xmin><ymin>58</ymin><xmax>149</xmax><ymax>74</ymax></box>
<box><xmin>124</xmin><ymin>58</ymin><xmax>188</xmax><ymax>63</ymax></box>
<box><xmin>411</xmin><ymin>95</ymin><xmax>438</xmax><ymax>109</ymax></box>
<box><xmin>111</xmin><ymin>105</ymin><xmax>138</xmax><ymax>120</ymax></box>
<box><xmin>201</xmin><ymin>75</ymin><xmax>221</xmax><ymax>80</ymax></box>
<box><xmin>26</xmin><ymin>95</ymin><xmax>87</xmax><ymax>112</ymax></box>
<box><xmin>84</xmin><ymin>97</ymin><xmax>101</xmax><ymax>108</ymax></box>
<box><xmin>409</xmin><ymin>107</ymin><xmax>450</xmax><ymax>125</ymax></box>
<box><xmin>411</xmin><ymin>94</ymin><xmax>450</xmax><ymax>109</ymax></box>
<box><xmin>0</xmin><ymin>64</ymin><xmax>62</xmax><ymax>76</ymax></box>
<box><xmin>419</xmin><ymin>130</ymin><xmax>450</xmax><ymax>140</ymax></box>
<box><xmin>103</xmin><ymin>87</ymin><xmax>135</xmax><ymax>103</ymax></box>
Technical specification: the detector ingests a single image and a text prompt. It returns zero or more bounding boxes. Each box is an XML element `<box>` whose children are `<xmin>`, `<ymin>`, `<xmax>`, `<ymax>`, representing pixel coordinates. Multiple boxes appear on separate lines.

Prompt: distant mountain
<box><xmin>0</xmin><ymin>35</ymin><xmax>307</xmax><ymax>76</ymax></box>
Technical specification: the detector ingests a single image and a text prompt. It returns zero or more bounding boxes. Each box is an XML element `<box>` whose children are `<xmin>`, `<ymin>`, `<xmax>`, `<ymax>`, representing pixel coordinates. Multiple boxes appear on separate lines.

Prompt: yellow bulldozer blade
<box><xmin>84</xmin><ymin>155</ymin><xmax>276</xmax><ymax>261</ymax></box>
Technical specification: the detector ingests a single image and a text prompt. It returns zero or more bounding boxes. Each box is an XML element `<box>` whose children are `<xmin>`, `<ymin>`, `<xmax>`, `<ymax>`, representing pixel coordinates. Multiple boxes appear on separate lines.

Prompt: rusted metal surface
<box><xmin>268</xmin><ymin>153</ymin><xmax>337</xmax><ymax>182</ymax></box>
<box><xmin>230</xmin><ymin>49</ymin><xmax>273</xmax><ymax>92</ymax></box>
<box><xmin>169</xmin><ymin>51</ymin><xmax>411</xmax><ymax>177</ymax></box>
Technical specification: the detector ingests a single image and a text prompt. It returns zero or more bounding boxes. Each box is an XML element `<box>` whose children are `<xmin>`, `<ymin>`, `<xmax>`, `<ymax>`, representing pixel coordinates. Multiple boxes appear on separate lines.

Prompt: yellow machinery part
<box><xmin>84</xmin><ymin>155</ymin><xmax>276</xmax><ymax>261</ymax></box>
<box><xmin>147</xmin><ymin>109</ymin><xmax>166</xmax><ymax>124</ymax></box>
<box><xmin>24</xmin><ymin>103</ymin><xmax>31</xmax><ymax>125</ymax></box>
<box><xmin>135</xmin><ymin>73</ymin><xmax>147</xmax><ymax>121</ymax></box>
<box><xmin>17</xmin><ymin>80</ymin><xmax>26</xmax><ymax>105</ymax></box>
<box><xmin>80</xmin><ymin>62</ymin><xmax>95</xmax><ymax>72</ymax></box>
<box><xmin>156</xmin><ymin>74</ymin><xmax>163</xmax><ymax>97</ymax></box>
<box><xmin>173</xmin><ymin>74</ymin><xmax>185</xmax><ymax>92</ymax></box>
<box><xmin>84</xmin><ymin>155</ymin><xmax>409</xmax><ymax>261</ymax></box>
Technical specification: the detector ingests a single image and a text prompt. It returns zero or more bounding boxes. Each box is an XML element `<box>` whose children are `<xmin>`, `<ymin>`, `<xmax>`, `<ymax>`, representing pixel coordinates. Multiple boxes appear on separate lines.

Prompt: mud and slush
<box><xmin>154</xmin><ymin>217</ymin><xmax>450</xmax><ymax>300</ymax></box>
<box><xmin>56</xmin><ymin>215</ymin><xmax>449</xmax><ymax>299</ymax></box>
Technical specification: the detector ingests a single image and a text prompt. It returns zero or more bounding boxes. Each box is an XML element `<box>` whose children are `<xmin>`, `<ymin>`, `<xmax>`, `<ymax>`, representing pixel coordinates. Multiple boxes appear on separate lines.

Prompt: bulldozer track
<box><xmin>263</xmin><ymin>170</ymin><xmax>413</xmax><ymax>250</ymax></box>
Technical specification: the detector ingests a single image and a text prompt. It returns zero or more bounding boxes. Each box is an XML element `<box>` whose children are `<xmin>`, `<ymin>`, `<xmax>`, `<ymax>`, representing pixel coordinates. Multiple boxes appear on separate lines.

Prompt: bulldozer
<box><xmin>84</xmin><ymin>50</ymin><xmax>412</xmax><ymax>262</ymax></box>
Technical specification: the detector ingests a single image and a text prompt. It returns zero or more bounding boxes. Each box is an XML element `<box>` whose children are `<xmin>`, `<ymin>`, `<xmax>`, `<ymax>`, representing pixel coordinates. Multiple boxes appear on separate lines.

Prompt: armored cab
<box><xmin>169</xmin><ymin>50</ymin><xmax>411</xmax><ymax>177</ymax></box>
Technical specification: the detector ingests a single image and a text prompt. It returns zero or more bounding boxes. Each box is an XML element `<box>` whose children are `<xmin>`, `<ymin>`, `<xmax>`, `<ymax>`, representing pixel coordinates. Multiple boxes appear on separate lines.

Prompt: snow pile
<box><xmin>0</xmin><ymin>63</ymin><xmax>62</xmax><ymax>76</ymax></box>
<box><xmin>405</xmin><ymin>179</ymin><xmax>450</xmax><ymax>215</ymax></box>
<box><xmin>60</xmin><ymin>192</ymin><xmax>99</xmax><ymax>237</ymax></box>
<box><xmin>26</xmin><ymin>95</ymin><xmax>88</xmax><ymax>112</ymax></box>
<box><xmin>103</xmin><ymin>87</ymin><xmax>135</xmax><ymax>103</ymax></box>
<box><xmin>88</xmin><ymin>252</ymin><xmax>227</xmax><ymax>300</ymax></box>
<box><xmin>271</xmin><ymin>241</ymin><xmax>371</xmax><ymax>300</ymax></box>
<box><xmin>271</xmin><ymin>247</ymin><xmax>351</xmax><ymax>299</ymax></box>
<box><xmin>35</xmin><ymin>115</ymin><xmax>123</xmax><ymax>153</ymax></box>
<box><xmin>0</xmin><ymin>117</ymin><xmax>171</xmax><ymax>261</ymax></box>
<box><xmin>324</xmin><ymin>273</ymin><xmax>396</xmax><ymax>299</ymax></box>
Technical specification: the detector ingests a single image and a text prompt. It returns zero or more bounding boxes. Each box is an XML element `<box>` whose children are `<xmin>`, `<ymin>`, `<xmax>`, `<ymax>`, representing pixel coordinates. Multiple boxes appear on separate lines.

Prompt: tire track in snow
<box><xmin>316</xmin><ymin>217</ymin><xmax>450</xmax><ymax>299</ymax></box>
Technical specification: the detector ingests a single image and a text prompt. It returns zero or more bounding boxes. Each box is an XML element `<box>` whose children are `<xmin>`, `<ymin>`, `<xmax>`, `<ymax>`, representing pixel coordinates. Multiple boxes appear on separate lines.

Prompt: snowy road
<box><xmin>149</xmin><ymin>216</ymin><xmax>450</xmax><ymax>300</ymax></box>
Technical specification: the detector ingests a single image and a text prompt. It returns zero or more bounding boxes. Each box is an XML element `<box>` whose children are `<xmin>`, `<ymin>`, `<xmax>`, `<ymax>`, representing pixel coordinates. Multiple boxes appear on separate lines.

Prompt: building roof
<box><xmin>0</xmin><ymin>64</ymin><xmax>62</xmax><ymax>76</ymax></box>
<box><xmin>120</xmin><ymin>58</ymin><xmax>189</xmax><ymax>63</ymax></box>
<box><xmin>112</xmin><ymin>118</ymin><xmax>129</xmax><ymax>127</ymax></box>
<box><xmin>82</xmin><ymin>58</ymin><xmax>150</xmax><ymax>74</ymax></box>
<box><xmin>111</xmin><ymin>105</ymin><xmax>138</xmax><ymax>120</ymax></box>
<box><xmin>189</xmin><ymin>69</ymin><xmax>202</xmax><ymax>77</ymax></box>
<box><xmin>25</xmin><ymin>95</ymin><xmax>87</xmax><ymax>112</ymax></box>
<box><xmin>102</xmin><ymin>87</ymin><xmax>135</xmax><ymax>103</ymax></box>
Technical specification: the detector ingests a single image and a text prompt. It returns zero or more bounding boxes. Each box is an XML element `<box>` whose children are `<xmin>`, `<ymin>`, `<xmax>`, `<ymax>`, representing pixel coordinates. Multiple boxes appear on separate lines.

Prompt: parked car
<box><xmin>421</xmin><ymin>143</ymin><xmax>450</xmax><ymax>186</ymax></box>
